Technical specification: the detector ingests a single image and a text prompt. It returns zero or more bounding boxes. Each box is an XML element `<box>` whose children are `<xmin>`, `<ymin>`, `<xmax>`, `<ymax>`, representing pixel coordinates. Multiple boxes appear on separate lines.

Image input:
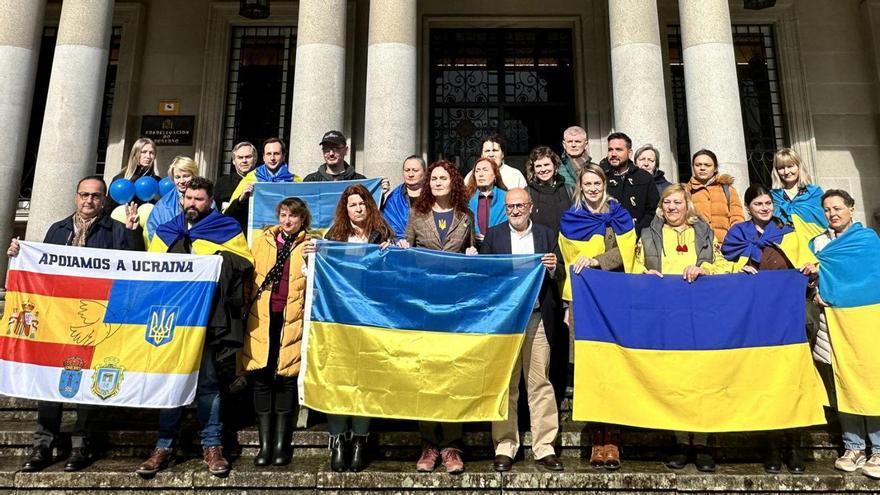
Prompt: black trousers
<box><xmin>34</xmin><ymin>401</ymin><xmax>96</xmax><ymax>449</ymax></box>
<box><xmin>252</xmin><ymin>311</ymin><xmax>297</xmax><ymax>415</ymax></box>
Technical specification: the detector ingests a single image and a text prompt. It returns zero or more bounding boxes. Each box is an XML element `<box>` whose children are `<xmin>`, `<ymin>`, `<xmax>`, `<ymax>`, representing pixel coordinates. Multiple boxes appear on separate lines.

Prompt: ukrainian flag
<box><xmin>814</xmin><ymin>223</ymin><xmax>880</xmax><ymax>415</ymax></box>
<box><xmin>299</xmin><ymin>241</ymin><xmax>546</xmax><ymax>422</ymax></box>
<box><xmin>721</xmin><ymin>220</ymin><xmax>817</xmax><ymax>270</ymax></box>
<box><xmin>558</xmin><ymin>200</ymin><xmax>636</xmax><ymax>300</ymax></box>
<box><xmin>248</xmin><ymin>178</ymin><xmax>383</xmax><ymax>245</ymax></box>
<box><xmin>150</xmin><ymin>210</ymin><xmax>252</xmax><ymax>263</ymax></box>
<box><xmin>571</xmin><ymin>269</ymin><xmax>827</xmax><ymax>432</ymax></box>
<box><xmin>772</xmin><ymin>185</ymin><xmax>828</xmax><ymax>244</ymax></box>
<box><xmin>0</xmin><ymin>241</ymin><xmax>221</xmax><ymax>407</ymax></box>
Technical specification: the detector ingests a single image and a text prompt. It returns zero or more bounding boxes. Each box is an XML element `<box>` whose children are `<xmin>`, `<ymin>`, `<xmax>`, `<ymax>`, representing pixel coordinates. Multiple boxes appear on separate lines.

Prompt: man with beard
<box><xmin>8</xmin><ymin>176</ymin><xmax>143</xmax><ymax>473</ymax></box>
<box><xmin>139</xmin><ymin>177</ymin><xmax>252</xmax><ymax>478</ymax></box>
<box><xmin>600</xmin><ymin>132</ymin><xmax>659</xmax><ymax>234</ymax></box>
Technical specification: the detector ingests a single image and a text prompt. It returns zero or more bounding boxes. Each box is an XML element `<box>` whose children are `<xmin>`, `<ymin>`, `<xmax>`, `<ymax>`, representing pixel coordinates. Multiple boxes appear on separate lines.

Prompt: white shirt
<box><xmin>509</xmin><ymin>220</ymin><xmax>535</xmax><ymax>255</ymax></box>
<box><xmin>465</xmin><ymin>163</ymin><xmax>528</xmax><ymax>189</ymax></box>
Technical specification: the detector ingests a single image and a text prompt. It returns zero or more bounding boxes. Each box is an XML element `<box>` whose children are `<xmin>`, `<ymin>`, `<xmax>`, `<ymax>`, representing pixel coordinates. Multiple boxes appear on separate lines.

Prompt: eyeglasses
<box><xmin>322</xmin><ymin>145</ymin><xmax>346</xmax><ymax>154</ymax></box>
<box><xmin>76</xmin><ymin>192</ymin><xmax>103</xmax><ymax>200</ymax></box>
<box><xmin>504</xmin><ymin>202</ymin><xmax>532</xmax><ymax>212</ymax></box>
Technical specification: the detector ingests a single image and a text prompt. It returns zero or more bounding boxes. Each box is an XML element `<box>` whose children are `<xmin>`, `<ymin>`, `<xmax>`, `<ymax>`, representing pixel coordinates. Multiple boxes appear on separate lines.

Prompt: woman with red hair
<box><xmin>397</xmin><ymin>160</ymin><xmax>476</xmax><ymax>474</ymax></box>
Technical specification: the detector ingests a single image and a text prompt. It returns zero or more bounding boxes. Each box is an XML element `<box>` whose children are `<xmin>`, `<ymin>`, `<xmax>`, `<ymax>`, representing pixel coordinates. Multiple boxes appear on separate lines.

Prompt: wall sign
<box><xmin>140</xmin><ymin>116</ymin><xmax>195</xmax><ymax>146</ymax></box>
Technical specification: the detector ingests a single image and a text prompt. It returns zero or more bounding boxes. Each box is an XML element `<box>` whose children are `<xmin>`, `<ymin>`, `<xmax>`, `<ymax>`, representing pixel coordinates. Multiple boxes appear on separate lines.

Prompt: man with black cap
<box><xmin>304</xmin><ymin>130</ymin><xmax>367</xmax><ymax>182</ymax></box>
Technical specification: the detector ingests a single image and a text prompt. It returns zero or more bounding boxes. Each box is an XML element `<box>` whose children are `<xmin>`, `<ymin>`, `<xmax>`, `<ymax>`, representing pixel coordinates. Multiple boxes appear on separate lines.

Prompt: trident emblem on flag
<box><xmin>145</xmin><ymin>306</ymin><xmax>177</xmax><ymax>347</ymax></box>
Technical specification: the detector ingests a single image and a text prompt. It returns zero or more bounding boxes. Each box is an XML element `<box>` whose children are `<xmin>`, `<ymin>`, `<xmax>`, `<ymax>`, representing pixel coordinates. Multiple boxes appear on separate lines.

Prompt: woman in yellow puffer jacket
<box><xmin>686</xmin><ymin>149</ymin><xmax>745</xmax><ymax>244</ymax></box>
<box><xmin>239</xmin><ymin>197</ymin><xmax>312</xmax><ymax>467</ymax></box>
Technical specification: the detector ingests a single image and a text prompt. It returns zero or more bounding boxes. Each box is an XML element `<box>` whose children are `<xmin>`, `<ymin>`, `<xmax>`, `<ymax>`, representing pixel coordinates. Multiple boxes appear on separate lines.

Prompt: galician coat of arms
<box><xmin>91</xmin><ymin>357</ymin><xmax>124</xmax><ymax>400</ymax></box>
<box><xmin>59</xmin><ymin>356</ymin><xmax>85</xmax><ymax>399</ymax></box>
<box><xmin>7</xmin><ymin>300</ymin><xmax>39</xmax><ymax>339</ymax></box>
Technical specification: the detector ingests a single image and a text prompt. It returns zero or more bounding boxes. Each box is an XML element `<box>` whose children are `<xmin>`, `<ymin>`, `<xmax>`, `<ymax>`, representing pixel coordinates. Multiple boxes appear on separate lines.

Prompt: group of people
<box><xmin>6</xmin><ymin>123</ymin><xmax>878</xmax><ymax>480</ymax></box>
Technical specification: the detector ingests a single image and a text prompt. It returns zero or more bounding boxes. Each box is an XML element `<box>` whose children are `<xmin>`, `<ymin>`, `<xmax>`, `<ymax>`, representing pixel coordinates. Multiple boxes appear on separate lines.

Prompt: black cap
<box><xmin>319</xmin><ymin>130</ymin><xmax>347</xmax><ymax>147</ymax></box>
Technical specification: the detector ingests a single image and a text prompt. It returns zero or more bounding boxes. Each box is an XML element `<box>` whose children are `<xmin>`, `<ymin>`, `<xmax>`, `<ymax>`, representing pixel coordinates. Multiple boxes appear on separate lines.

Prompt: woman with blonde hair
<box><xmin>633</xmin><ymin>183</ymin><xmax>730</xmax><ymax>472</ymax></box>
<box><xmin>106</xmin><ymin>138</ymin><xmax>161</xmax><ymax>212</ymax></box>
<box><xmin>145</xmin><ymin>156</ymin><xmax>202</xmax><ymax>240</ymax></box>
<box><xmin>770</xmin><ymin>147</ymin><xmax>827</xmax><ymax>241</ymax></box>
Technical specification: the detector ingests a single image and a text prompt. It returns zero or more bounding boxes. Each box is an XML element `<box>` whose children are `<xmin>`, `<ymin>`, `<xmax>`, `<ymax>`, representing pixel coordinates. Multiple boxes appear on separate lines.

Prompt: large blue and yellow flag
<box><xmin>815</xmin><ymin>223</ymin><xmax>880</xmax><ymax>415</ymax></box>
<box><xmin>150</xmin><ymin>210</ymin><xmax>253</xmax><ymax>263</ymax></box>
<box><xmin>721</xmin><ymin>219</ymin><xmax>817</xmax><ymax>270</ymax></box>
<box><xmin>571</xmin><ymin>269</ymin><xmax>827</xmax><ymax>432</ymax></box>
<box><xmin>299</xmin><ymin>241</ymin><xmax>545</xmax><ymax>422</ymax></box>
<box><xmin>248</xmin><ymin>178</ymin><xmax>383</xmax><ymax>244</ymax></box>
<box><xmin>558</xmin><ymin>201</ymin><xmax>636</xmax><ymax>300</ymax></box>
<box><xmin>0</xmin><ymin>241</ymin><xmax>221</xmax><ymax>407</ymax></box>
<box><xmin>771</xmin><ymin>185</ymin><xmax>828</xmax><ymax>244</ymax></box>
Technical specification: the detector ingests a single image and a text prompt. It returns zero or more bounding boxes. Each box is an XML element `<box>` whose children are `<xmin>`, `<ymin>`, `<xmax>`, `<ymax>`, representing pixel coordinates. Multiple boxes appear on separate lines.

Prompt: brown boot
<box><xmin>136</xmin><ymin>447</ymin><xmax>173</xmax><ymax>478</ymax></box>
<box><xmin>203</xmin><ymin>446</ymin><xmax>230</xmax><ymax>477</ymax></box>
<box><xmin>604</xmin><ymin>428</ymin><xmax>621</xmax><ymax>470</ymax></box>
<box><xmin>589</xmin><ymin>429</ymin><xmax>606</xmax><ymax>468</ymax></box>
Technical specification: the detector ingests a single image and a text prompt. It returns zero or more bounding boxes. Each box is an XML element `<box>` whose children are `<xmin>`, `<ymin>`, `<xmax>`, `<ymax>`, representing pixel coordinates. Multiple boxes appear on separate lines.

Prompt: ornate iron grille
<box><xmin>429</xmin><ymin>29</ymin><xmax>575</xmax><ymax>174</ymax></box>
<box><xmin>220</xmin><ymin>26</ymin><xmax>296</xmax><ymax>175</ymax></box>
<box><xmin>668</xmin><ymin>24</ymin><xmax>786</xmax><ymax>186</ymax></box>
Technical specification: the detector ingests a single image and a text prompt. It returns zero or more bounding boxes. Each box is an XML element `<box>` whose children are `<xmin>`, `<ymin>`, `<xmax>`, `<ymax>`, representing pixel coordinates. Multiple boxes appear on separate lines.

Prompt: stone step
<box><xmin>0</xmin><ymin>416</ymin><xmax>843</xmax><ymax>462</ymax></box>
<box><xmin>2</xmin><ymin>456</ymin><xmax>879</xmax><ymax>494</ymax></box>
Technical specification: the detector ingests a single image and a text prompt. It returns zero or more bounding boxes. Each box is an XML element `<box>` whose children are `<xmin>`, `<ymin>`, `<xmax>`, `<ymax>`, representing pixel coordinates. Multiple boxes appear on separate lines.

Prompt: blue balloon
<box><xmin>158</xmin><ymin>177</ymin><xmax>176</xmax><ymax>197</ymax></box>
<box><xmin>109</xmin><ymin>179</ymin><xmax>135</xmax><ymax>204</ymax></box>
<box><xmin>134</xmin><ymin>176</ymin><xmax>159</xmax><ymax>202</ymax></box>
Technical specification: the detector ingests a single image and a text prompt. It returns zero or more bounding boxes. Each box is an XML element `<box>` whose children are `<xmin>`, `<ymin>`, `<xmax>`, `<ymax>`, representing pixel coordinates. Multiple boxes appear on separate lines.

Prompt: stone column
<box><xmin>26</xmin><ymin>0</ymin><xmax>114</xmax><ymax>241</ymax></box>
<box><xmin>0</xmin><ymin>0</ymin><xmax>45</xmax><ymax>283</ymax></box>
<box><xmin>608</xmin><ymin>0</ymin><xmax>675</xmax><ymax>180</ymax></box>
<box><xmin>679</xmin><ymin>0</ymin><xmax>748</xmax><ymax>184</ymax></box>
<box><xmin>289</xmin><ymin>0</ymin><xmax>346</xmax><ymax>175</ymax></box>
<box><xmin>363</xmin><ymin>0</ymin><xmax>417</xmax><ymax>183</ymax></box>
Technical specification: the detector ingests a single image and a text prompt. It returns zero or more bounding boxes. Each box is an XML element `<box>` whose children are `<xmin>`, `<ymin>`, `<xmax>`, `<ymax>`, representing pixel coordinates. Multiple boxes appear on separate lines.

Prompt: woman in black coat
<box><xmin>526</xmin><ymin>146</ymin><xmax>572</xmax><ymax>236</ymax></box>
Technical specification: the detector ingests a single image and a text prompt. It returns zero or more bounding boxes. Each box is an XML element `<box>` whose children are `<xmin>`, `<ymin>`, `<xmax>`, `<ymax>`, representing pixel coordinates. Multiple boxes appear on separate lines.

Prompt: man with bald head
<box><xmin>479</xmin><ymin>188</ymin><xmax>565</xmax><ymax>472</ymax></box>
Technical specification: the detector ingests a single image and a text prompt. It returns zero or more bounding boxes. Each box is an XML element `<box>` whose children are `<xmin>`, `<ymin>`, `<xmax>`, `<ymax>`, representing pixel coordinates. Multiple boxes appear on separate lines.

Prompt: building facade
<box><xmin>1</xmin><ymin>0</ymin><xmax>878</xmax><ymax>279</ymax></box>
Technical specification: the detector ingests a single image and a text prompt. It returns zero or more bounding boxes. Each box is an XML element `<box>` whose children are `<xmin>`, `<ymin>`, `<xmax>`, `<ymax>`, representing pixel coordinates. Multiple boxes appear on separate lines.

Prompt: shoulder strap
<box><xmin>722</xmin><ymin>183</ymin><xmax>730</xmax><ymax>209</ymax></box>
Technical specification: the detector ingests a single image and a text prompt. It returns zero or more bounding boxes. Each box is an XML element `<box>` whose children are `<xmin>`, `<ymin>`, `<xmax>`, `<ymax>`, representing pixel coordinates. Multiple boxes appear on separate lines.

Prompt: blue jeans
<box><xmin>156</xmin><ymin>346</ymin><xmax>222</xmax><ymax>449</ymax></box>
<box><xmin>839</xmin><ymin>412</ymin><xmax>880</xmax><ymax>453</ymax></box>
<box><xmin>327</xmin><ymin>414</ymin><xmax>370</xmax><ymax>436</ymax></box>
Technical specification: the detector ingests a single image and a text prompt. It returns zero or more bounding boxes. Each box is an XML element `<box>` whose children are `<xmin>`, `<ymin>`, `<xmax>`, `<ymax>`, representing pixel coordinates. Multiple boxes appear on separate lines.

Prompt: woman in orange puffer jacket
<box><xmin>686</xmin><ymin>149</ymin><xmax>745</xmax><ymax>243</ymax></box>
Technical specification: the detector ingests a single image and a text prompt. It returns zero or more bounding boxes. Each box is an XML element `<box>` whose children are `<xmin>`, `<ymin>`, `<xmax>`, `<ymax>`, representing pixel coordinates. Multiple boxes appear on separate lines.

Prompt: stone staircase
<box><xmin>1</xmin><ymin>396</ymin><xmax>879</xmax><ymax>493</ymax></box>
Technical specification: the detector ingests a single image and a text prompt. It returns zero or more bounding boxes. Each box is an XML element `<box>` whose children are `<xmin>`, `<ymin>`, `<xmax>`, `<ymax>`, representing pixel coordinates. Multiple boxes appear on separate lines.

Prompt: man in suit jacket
<box><xmin>480</xmin><ymin>187</ymin><xmax>565</xmax><ymax>472</ymax></box>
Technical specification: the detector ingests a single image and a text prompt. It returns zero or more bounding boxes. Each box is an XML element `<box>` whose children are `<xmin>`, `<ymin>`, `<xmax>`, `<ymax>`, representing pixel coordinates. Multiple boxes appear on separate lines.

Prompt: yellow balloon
<box><xmin>110</xmin><ymin>205</ymin><xmax>128</xmax><ymax>223</ymax></box>
<box><xmin>137</xmin><ymin>203</ymin><xmax>154</xmax><ymax>228</ymax></box>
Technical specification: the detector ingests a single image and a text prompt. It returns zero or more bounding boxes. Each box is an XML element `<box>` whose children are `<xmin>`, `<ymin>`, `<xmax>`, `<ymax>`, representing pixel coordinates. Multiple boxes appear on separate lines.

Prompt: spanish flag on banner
<box><xmin>558</xmin><ymin>201</ymin><xmax>636</xmax><ymax>300</ymax></box>
<box><xmin>0</xmin><ymin>241</ymin><xmax>221</xmax><ymax>407</ymax></box>
<box><xmin>299</xmin><ymin>241</ymin><xmax>545</xmax><ymax>422</ymax></box>
<box><xmin>772</xmin><ymin>185</ymin><xmax>828</xmax><ymax>245</ymax></box>
<box><xmin>247</xmin><ymin>179</ymin><xmax>383</xmax><ymax>246</ymax></box>
<box><xmin>721</xmin><ymin>220</ymin><xmax>817</xmax><ymax>270</ymax></box>
<box><xmin>571</xmin><ymin>269</ymin><xmax>826</xmax><ymax>432</ymax></box>
<box><xmin>815</xmin><ymin>223</ymin><xmax>880</xmax><ymax>415</ymax></box>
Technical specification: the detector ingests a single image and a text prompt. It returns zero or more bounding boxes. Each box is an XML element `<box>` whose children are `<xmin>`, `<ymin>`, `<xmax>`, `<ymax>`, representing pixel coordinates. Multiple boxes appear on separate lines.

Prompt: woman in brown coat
<box><xmin>686</xmin><ymin>149</ymin><xmax>745</xmax><ymax>243</ymax></box>
<box><xmin>239</xmin><ymin>197</ymin><xmax>312</xmax><ymax>467</ymax></box>
<box><xmin>398</xmin><ymin>160</ymin><xmax>476</xmax><ymax>474</ymax></box>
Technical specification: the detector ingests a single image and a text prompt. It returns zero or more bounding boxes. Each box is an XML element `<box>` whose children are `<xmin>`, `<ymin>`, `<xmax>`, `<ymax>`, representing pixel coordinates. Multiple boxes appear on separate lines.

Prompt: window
<box><xmin>668</xmin><ymin>25</ymin><xmax>786</xmax><ymax>186</ymax></box>
<box><xmin>220</xmin><ymin>26</ymin><xmax>296</xmax><ymax>175</ymax></box>
<box><xmin>429</xmin><ymin>28</ymin><xmax>575</xmax><ymax>174</ymax></box>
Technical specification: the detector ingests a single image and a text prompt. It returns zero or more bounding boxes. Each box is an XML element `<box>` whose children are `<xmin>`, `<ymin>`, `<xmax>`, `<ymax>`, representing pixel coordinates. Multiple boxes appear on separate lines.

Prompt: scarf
<box><xmin>468</xmin><ymin>186</ymin><xmax>508</xmax><ymax>235</ymax></box>
<box><xmin>559</xmin><ymin>200</ymin><xmax>633</xmax><ymax>241</ymax></box>
<box><xmin>254</xmin><ymin>163</ymin><xmax>295</xmax><ymax>183</ymax></box>
<box><xmin>72</xmin><ymin>214</ymin><xmax>98</xmax><ymax>247</ymax></box>
<box><xmin>721</xmin><ymin>219</ymin><xmax>792</xmax><ymax>263</ymax></box>
<box><xmin>247</xmin><ymin>230</ymin><xmax>305</xmax><ymax>312</ymax></box>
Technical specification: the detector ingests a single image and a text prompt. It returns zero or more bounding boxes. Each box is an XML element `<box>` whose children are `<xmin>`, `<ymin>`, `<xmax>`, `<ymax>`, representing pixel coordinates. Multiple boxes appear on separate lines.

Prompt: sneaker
<box><xmin>862</xmin><ymin>453</ymin><xmax>880</xmax><ymax>479</ymax></box>
<box><xmin>835</xmin><ymin>449</ymin><xmax>867</xmax><ymax>472</ymax></box>
<box><xmin>416</xmin><ymin>446</ymin><xmax>440</xmax><ymax>472</ymax></box>
<box><xmin>440</xmin><ymin>447</ymin><xmax>464</xmax><ymax>474</ymax></box>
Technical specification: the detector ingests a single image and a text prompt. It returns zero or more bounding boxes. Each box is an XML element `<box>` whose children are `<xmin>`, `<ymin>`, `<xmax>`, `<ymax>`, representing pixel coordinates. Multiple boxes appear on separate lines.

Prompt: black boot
<box><xmin>329</xmin><ymin>434</ymin><xmax>348</xmax><ymax>472</ymax></box>
<box><xmin>272</xmin><ymin>413</ymin><xmax>293</xmax><ymax>466</ymax></box>
<box><xmin>785</xmin><ymin>446</ymin><xmax>806</xmax><ymax>473</ymax></box>
<box><xmin>349</xmin><ymin>434</ymin><xmax>369</xmax><ymax>472</ymax></box>
<box><xmin>764</xmin><ymin>433</ymin><xmax>782</xmax><ymax>473</ymax></box>
<box><xmin>254</xmin><ymin>413</ymin><xmax>274</xmax><ymax>466</ymax></box>
<box><xmin>22</xmin><ymin>446</ymin><xmax>53</xmax><ymax>472</ymax></box>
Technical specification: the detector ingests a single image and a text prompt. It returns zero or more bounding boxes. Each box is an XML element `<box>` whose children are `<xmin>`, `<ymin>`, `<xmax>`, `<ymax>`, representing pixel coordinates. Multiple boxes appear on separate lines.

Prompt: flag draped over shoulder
<box><xmin>0</xmin><ymin>241</ymin><xmax>221</xmax><ymax>407</ymax></box>
<box><xmin>771</xmin><ymin>185</ymin><xmax>827</xmax><ymax>243</ymax></box>
<box><xmin>151</xmin><ymin>210</ymin><xmax>253</xmax><ymax>263</ymax></box>
<box><xmin>721</xmin><ymin>220</ymin><xmax>817</xmax><ymax>271</ymax></box>
<box><xmin>299</xmin><ymin>241</ymin><xmax>545</xmax><ymax>422</ymax></box>
<box><xmin>815</xmin><ymin>223</ymin><xmax>880</xmax><ymax>415</ymax></box>
<box><xmin>558</xmin><ymin>201</ymin><xmax>636</xmax><ymax>300</ymax></box>
<box><xmin>383</xmin><ymin>184</ymin><xmax>411</xmax><ymax>240</ymax></box>
<box><xmin>468</xmin><ymin>187</ymin><xmax>508</xmax><ymax>235</ymax></box>
<box><xmin>571</xmin><ymin>269</ymin><xmax>826</xmax><ymax>432</ymax></box>
<box><xmin>248</xmin><ymin>178</ymin><xmax>383</xmax><ymax>244</ymax></box>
